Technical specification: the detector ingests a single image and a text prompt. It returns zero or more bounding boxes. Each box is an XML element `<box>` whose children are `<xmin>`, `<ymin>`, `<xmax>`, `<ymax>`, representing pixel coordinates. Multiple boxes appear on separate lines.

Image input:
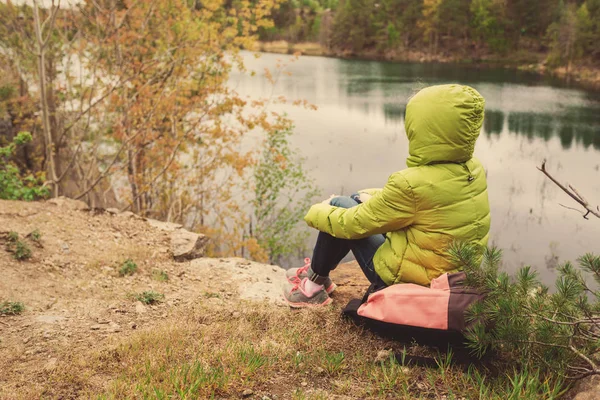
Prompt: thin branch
<box><xmin>569</xmin><ymin>343</ymin><xmax>600</xmax><ymax>373</ymax></box>
<box><xmin>559</xmin><ymin>203</ymin><xmax>588</xmax><ymax>217</ymax></box>
<box><xmin>55</xmin><ymin>142</ymin><xmax>83</xmax><ymax>182</ymax></box>
<box><xmin>73</xmin><ymin>130</ymin><xmax>143</xmax><ymax>200</ymax></box>
<box><xmin>41</xmin><ymin>0</ymin><xmax>61</xmax><ymax>46</ymax></box>
<box><xmin>538</xmin><ymin>160</ymin><xmax>600</xmax><ymax>219</ymax></box>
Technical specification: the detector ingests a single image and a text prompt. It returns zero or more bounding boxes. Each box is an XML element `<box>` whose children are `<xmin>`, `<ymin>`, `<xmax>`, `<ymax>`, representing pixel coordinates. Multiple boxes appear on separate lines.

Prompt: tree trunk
<box><xmin>33</xmin><ymin>1</ymin><xmax>58</xmax><ymax>197</ymax></box>
<box><xmin>127</xmin><ymin>148</ymin><xmax>140</xmax><ymax>213</ymax></box>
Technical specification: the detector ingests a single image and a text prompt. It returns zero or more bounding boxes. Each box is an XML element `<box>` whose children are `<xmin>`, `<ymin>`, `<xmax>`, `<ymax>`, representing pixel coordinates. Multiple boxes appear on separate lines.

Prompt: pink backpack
<box><xmin>343</xmin><ymin>272</ymin><xmax>484</xmax><ymax>337</ymax></box>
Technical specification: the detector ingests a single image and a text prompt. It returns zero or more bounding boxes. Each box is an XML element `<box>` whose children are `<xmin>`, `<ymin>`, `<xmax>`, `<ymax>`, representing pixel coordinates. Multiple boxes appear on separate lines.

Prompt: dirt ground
<box><xmin>0</xmin><ymin>198</ymin><xmax>370</xmax><ymax>398</ymax></box>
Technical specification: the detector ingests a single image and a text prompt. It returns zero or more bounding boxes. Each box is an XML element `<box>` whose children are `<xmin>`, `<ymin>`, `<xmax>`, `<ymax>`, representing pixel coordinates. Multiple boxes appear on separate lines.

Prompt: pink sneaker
<box><xmin>285</xmin><ymin>258</ymin><xmax>337</xmax><ymax>294</ymax></box>
<box><xmin>282</xmin><ymin>278</ymin><xmax>333</xmax><ymax>308</ymax></box>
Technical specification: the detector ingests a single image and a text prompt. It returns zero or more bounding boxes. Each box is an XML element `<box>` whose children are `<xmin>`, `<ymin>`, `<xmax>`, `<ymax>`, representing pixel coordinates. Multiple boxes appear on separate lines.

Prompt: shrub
<box><xmin>0</xmin><ymin>132</ymin><xmax>49</xmax><ymax>201</ymax></box>
<box><xmin>450</xmin><ymin>243</ymin><xmax>600</xmax><ymax>380</ymax></box>
<box><xmin>251</xmin><ymin>123</ymin><xmax>320</xmax><ymax>264</ymax></box>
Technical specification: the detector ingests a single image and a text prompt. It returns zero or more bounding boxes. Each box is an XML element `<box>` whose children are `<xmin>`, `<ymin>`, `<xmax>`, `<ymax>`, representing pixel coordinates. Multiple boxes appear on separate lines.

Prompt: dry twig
<box><xmin>537</xmin><ymin>160</ymin><xmax>600</xmax><ymax>220</ymax></box>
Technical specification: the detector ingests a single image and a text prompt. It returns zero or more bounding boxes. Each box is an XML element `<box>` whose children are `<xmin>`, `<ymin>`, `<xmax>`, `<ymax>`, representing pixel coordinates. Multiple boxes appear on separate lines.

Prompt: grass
<box><xmin>135</xmin><ymin>291</ymin><xmax>164</xmax><ymax>305</ymax></box>
<box><xmin>13</xmin><ymin>240</ymin><xmax>32</xmax><ymax>260</ymax></box>
<box><xmin>7</xmin><ymin>231</ymin><xmax>19</xmax><ymax>242</ymax></box>
<box><xmin>4</xmin><ymin>231</ymin><xmax>32</xmax><ymax>260</ymax></box>
<box><xmin>28</xmin><ymin>229</ymin><xmax>42</xmax><ymax>244</ymax></box>
<box><xmin>118</xmin><ymin>259</ymin><xmax>137</xmax><ymax>276</ymax></box>
<box><xmin>35</xmin><ymin>302</ymin><xmax>570</xmax><ymax>399</ymax></box>
<box><xmin>0</xmin><ymin>301</ymin><xmax>25</xmax><ymax>315</ymax></box>
<box><xmin>152</xmin><ymin>269</ymin><xmax>169</xmax><ymax>282</ymax></box>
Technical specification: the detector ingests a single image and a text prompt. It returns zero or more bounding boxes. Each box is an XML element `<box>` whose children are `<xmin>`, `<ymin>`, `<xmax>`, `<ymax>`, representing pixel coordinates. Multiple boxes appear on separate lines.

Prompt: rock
<box><xmin>48</xmin><ymin>196</ymin><xmax>89</xmax><ymax>211</ymax></box>
<box><xmin>130</xmin><ymin>322</ymin><xmax>137</xmax><ymax>330</ymax></box>
<box><xmin>135</xmin><ymin>302</ymin><xmax>147</xmax><ymax>314</ymax></box>
<box><xmin>375</xmin><ymin>349</ymin><xmax>392</xmax><ymax>363</ymax></box>
<box><xmin>108</xmin><ymin>322</ymin><xmax>121</xmax><ymax>333</ymax></box>
<box><xmin>146</xmin><ymin>218</ymin><xmax>182</xmax><ymax>232</ymax></box>
<box><xmin>36</xmin><ymin>315</ymin><xmax>66</xmax><ymax>324</ymax></box>
<box><xmin>170</xmin><ymin>229</ymin><xmax>208</xmax><ymax>261</ymax></box>
<box><xmin>23</xmin><ymin>337</ymin><xmax>31</xmax><ymax>344</ymax></box>
<box><xmin>60</xmin><ymin>242</ymin><xmax>70</xmax><ymax>254</ymax></box>
<box><xmin>242</xmin><ymin>389</ymin><xmax>254</xmax><ymax>397</ymax></box>
<box><xmin>315</xmin><ymin>367</ymin><xmax>325</xmax><ymax>375</ymax></box>
<box><xmin>300</xmin><ymin>381</ymin><xmax>307</xmax><ymax>387</ymax></box>
<box><xmin>117</xmin><ymin>211</ymin><xmax>142</xmax><ymax>220</ymax></box>
<box><xmin>572</xmin><ymin>375</ymin><xmax>600</xmax><ymax>400</ymax></box>
<box><xmin>90</xmin><ymin>325</ymin><xmax>102</xmax><ymax>330</ymax></box>
<box><xmin>106</xmin><ymin>208</ymin><xmax>119</xmax><ymax>214</ymax></box>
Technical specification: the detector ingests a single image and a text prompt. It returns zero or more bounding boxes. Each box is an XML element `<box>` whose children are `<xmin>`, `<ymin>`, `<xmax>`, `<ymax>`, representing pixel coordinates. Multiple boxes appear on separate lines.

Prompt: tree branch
<box><xmin>537</xmin><ymin>160</ymin><xmax>600</xmax><ymax>219</ymax></box>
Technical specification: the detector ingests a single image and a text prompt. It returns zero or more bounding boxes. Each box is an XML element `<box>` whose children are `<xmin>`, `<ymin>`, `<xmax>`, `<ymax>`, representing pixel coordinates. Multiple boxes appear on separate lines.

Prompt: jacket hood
<box><xmin>405</xmin><ymin>84</ymin><xmax>485</xmax><ymax>167</ymax></box>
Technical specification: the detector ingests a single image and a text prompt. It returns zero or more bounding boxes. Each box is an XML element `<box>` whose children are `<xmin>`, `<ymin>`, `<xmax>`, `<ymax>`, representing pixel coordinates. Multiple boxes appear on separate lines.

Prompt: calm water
<box><xmin>231</xmin><ymin>52</ymin><xmax>600</xmax><ymax>284</ymax></box>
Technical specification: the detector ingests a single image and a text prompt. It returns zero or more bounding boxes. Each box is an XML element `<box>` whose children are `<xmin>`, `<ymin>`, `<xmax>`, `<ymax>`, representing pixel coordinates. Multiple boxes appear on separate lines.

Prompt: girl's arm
<box><xmin>304</xmin><ymin>172</ymin><xmax>416</xmax><ymax>239</ymax></box>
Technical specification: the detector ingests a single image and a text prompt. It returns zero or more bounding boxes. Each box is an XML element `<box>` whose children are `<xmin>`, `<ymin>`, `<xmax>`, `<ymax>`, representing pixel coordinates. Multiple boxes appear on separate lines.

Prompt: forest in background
<box><xmin>260</xmin><ymin>0</ymin><xmax>600</xmax><ymax>72</ymax></box>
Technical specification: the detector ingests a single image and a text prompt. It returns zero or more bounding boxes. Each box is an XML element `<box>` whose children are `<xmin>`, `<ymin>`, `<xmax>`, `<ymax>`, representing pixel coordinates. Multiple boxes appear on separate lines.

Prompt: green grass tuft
<box><xmin>152</xmin><ymin>269</ymin><xmax>169</xmax><ymax>282</ymax></box>
<box><xmin>0</xmin><ymin>301</ymin><xmax>25</xmax><ymax>315</ymax></box>
<box><xmin>135</xmin><ymin>291</ymin><xmax>164</xmax><ymax>305</ymax></box>
<box><xmin>14</xmin><ymin>240</ymin><xmax>32</xmax><ymax>260</ymax></box>
<box><xmin>119</xmin><ymin>259</ymin><xmax>138</xmax><ymax>276</ymax></box>
<box><xmin>29</xmin><ymin>229</ymin><xmax>42</xmax><ymax>243</ymax></box>
<box><xmin>7</xmin><ymin>231</ymin><xmax>19</xmax><ymax>242</ymax></box>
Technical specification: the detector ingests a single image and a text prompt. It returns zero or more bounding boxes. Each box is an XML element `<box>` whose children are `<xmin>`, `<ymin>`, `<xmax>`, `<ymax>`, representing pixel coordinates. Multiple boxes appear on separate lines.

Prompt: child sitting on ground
<box><xmin>283</xmin><ymin>84</ymin><xmax>490</xmax><ymax>307</ymax></box>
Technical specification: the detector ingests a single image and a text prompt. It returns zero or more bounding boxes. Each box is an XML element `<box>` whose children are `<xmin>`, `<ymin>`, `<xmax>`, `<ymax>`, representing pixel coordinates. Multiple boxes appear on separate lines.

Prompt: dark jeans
<box><xmin>310</xmin><ymin>195</ymin><xmax>387</xmax><ymax>287</ymax></box>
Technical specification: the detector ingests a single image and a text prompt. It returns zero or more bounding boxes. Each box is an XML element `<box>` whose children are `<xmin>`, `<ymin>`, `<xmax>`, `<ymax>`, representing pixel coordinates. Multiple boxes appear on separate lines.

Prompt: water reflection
<box><xmin>377</xmin><ymin>104</ymin><xmax>600</xmax><ymax>151</ymax></box>
<box><xmin>484</xmin><ymin>110</ymin><xmax>504</xmax><ymax>135</ymax></box>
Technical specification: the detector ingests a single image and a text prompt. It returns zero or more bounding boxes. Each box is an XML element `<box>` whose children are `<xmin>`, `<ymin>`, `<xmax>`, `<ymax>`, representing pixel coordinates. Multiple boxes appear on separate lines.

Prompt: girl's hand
<box><xmin>358</xmin><ymin>192</ymin><xmax>372</xmax><ymax>203</ymax></box>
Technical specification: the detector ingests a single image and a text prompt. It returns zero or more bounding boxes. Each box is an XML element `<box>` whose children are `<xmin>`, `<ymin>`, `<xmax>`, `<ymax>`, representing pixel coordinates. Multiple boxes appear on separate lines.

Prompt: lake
<box><xmin>231</xmin><ymin>52</ymin><xmax>600</xmax><ymax>285</ymax></box>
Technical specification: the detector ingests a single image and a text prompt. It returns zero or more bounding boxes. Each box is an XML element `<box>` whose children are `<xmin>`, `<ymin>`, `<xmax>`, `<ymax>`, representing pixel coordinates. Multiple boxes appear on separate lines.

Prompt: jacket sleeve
<box><xmin>304</xmin><ymin>172</ymin><xmax>416</xmax><ymax>239</ymax></box>
<box><xmin>357</xmin><ymin>188</ymin><xmax>382</xmax><ymax>196</ymax></box>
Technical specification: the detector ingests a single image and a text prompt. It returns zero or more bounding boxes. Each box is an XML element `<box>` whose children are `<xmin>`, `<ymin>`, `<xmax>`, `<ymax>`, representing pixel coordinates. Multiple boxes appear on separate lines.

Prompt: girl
<box><xmin>284</xmin><ymin>84</ymin><xmax>490</xmax><ymax>307</ymax></box>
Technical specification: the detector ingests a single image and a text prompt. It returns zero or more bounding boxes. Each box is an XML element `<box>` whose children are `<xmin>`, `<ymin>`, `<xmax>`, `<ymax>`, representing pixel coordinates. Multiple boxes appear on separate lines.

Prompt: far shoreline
<box><xmin>253</xmin><ymin>40</ymin><xmax>600</xmax><ymax>92</ymax></box>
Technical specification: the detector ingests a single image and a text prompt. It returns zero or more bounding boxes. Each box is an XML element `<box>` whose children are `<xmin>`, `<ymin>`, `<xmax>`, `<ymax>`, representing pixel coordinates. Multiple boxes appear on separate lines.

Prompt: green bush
<box><xmin>251</xmin><ymin>123</ymin><xmax>319</xmax><ymax>264</ymax></box>
<box><xmin>450</xmin><ymin>243</ymin><xmax>600</xmax><ymax>380</ymax></box>
<box><xmin>0</xmin><ymin>132</ymin><xmax>49</xmax><ymax>201</ymax></box>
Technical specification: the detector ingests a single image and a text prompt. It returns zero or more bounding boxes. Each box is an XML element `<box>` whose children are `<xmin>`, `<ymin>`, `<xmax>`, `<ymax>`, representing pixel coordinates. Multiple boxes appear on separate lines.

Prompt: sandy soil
<box><xmin>0</xmin><ymin>198</ymin><xmax>369</xmax><ymax>398</ymax></box>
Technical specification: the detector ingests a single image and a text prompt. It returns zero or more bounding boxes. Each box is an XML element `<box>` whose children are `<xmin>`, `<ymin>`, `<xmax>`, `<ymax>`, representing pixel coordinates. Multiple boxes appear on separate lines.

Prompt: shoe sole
<box><xmin>286</xmin><ymin>277</ymin><xmax>337</xmax><ymax>295</ymax></box>
<box><xmin>284</xmin><ymin>296</ymin><xmax>333</xmax><ymax>309</ymax></box>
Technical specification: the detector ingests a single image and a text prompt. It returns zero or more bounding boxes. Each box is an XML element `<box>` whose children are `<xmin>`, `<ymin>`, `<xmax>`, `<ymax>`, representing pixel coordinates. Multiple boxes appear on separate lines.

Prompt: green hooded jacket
<box><xmin>304</xmin><ymin>84</ymin><xmax>490</xmax><ymax>286</ymax></box>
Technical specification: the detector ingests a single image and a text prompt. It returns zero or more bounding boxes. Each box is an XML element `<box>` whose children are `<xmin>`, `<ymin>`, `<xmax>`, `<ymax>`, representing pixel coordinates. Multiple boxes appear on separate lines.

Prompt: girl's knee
<box><xmin>330</xmin><ymin>195</ymin><xmax>359</xmax><ymax>209</ymax></box>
